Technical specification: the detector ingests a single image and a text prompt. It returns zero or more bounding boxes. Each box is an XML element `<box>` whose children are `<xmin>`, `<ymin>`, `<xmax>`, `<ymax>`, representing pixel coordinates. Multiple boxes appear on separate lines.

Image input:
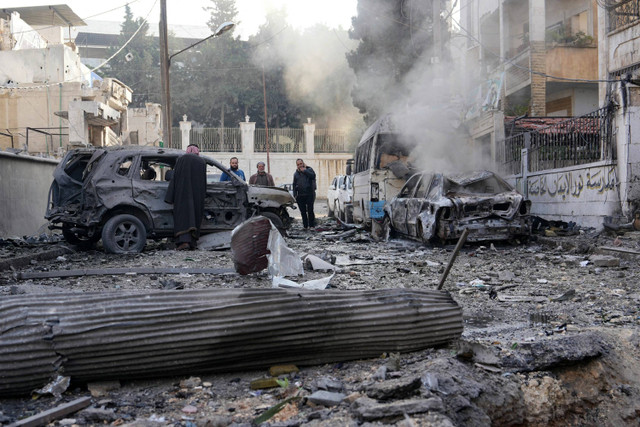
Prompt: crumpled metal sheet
<box><xmin>230</xmin><ymin>216</ymin><xmax>272</xmax><ymax>275</ymax></box>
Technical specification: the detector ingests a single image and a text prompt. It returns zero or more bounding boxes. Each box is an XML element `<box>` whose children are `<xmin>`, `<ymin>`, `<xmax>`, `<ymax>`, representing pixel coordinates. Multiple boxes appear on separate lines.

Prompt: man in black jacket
<box><xmin>292</xmin><ymin>158</ymin><xmax>316</xmax><ymax>229</ymax></box>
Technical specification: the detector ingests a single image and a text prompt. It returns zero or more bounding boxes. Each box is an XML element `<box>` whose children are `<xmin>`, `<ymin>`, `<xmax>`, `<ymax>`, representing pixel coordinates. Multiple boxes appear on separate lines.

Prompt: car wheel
<box><xmin>101</xmin><ymin>214</ymin><xmax>147</xmax><ymax>254</ymax></box>
<box><xmin>334</xmin><ymin>201</ymin><xmax>340</xmax><ymax>221</ymax></box>
<box><xmin>260</xmin><ymin>212</ymin><xmax>287</xmax><ymax>237</ymax></box>
<box><xmin>327</xmin><ymin>201</ymin><xmax>334</xmax><ymax>218</ymax></box>
<box><xmin>62</xmin><ymin>226</ymin><xmax>100</xmax><ymax>249</ymax></box>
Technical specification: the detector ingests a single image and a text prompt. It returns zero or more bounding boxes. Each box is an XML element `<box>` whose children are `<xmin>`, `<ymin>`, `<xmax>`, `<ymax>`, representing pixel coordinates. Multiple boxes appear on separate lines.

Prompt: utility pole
<box><xmin>432</xmin><ymin>0</ymin><xmax>442</xmax><ymax>61</ymax></box>
<box><xmin>159</xmin><ymin>0</ymin><xmax>171</xmax><ymax>147</ymax></box>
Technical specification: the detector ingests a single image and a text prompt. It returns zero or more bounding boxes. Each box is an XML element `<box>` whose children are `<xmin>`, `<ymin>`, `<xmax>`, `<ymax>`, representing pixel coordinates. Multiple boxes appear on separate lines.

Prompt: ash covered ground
<box><xmin>1</xmin><ymin>204</ymin><xmax>640</xmax><ymax>426</ymax></box>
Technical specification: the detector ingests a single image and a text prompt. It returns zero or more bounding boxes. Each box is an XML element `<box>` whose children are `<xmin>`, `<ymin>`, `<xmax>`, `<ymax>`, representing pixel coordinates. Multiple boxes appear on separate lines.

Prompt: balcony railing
<box><xmin>608</xmin><ymin>0</ymin><xmax>640</xmax><ymax>32</ymax></box>
<box><xmin>500</xmin><ymin>105</ymin><xmax>616</xmax><ymax>174</ymax></box>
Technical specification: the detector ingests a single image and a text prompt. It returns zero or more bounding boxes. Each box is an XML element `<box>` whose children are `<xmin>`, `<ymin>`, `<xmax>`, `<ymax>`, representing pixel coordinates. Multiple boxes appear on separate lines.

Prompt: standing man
<box><xmin>164</xmin><ymin>144</ymin><xmax>207</xmax><ymax>250</ymax></box>
<box><xmin>249</xmin><ymin>161</ymin><xmax>275</xmax><ymax>186</ymax></box>
<box><xmin>292</xmin><ymin>158</ymin><xmax>316</xmax><ymax>229</ymax></box>
<box><xmin>220</xmin><ymin>157</ymin><xmax>246</xmax><ymax>181</ymax></box>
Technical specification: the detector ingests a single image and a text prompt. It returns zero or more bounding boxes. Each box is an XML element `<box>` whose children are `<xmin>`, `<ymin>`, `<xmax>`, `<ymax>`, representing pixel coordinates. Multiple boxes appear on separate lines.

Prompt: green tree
<box><xmin>347</xmin><ymin>0</ymin><xmax>443</xmax><ymax>124</ymax></box>
<box><xmin>102</xmin><ymin>5</ymin><xmax>160</xmax><ymax>108</ymax></box>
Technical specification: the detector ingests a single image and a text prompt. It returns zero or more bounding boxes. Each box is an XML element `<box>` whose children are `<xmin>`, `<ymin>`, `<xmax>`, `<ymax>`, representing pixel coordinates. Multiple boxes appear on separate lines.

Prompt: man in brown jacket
<box><xmin>248</xmin><ymin>161</ymin><xmax>275</xmax><ymax>186</ymax></box>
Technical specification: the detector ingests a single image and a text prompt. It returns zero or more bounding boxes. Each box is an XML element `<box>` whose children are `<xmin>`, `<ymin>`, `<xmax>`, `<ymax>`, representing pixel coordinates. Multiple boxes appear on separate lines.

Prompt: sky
<box><xmin>12</xmin><ymin>0</ymin><xmax>358</xmax><ymax>39</ymax></box>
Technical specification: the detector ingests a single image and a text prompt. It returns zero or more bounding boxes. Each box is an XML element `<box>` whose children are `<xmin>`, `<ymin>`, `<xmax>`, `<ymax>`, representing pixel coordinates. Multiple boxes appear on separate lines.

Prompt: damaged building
<box><xmin>459</xmin><ymin>0</ymin><xmax>640</xmax><ymax>230</ymax></box>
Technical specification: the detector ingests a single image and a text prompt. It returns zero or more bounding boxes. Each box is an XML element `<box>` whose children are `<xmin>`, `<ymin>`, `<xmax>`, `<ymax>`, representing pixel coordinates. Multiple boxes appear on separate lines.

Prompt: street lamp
<box><xmin>159</xmin><ymin>0</ymin><xmax>234</xmax><ymax>148</ymax></box>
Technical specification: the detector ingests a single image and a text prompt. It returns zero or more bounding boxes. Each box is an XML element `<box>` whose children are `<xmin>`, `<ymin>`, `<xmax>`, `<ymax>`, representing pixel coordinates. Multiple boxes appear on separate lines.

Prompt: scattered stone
<box><xmin>365</xmin><ymin>376</ymin><xmax>422</xmax><ymax>401</ymax></box>
<box><xmin>307</xmin><ymin>390</ymin><xmax>346</xmax><ymax>407</ymax></box>
<box><xmin>589</xmin><ymin>255</ymin><xmax>620</xmax><ymax>267</ymax></box>
<box><xmin>250</xmin><ymin>377</ymin><xmax>280</xmax><ymax>390</ymax></box>
<box><xmin>372</xmin><ymin>365</ymin><xmax>387</xmax><ymax>381</ymax></box>
<box><xmin>181</xmin><ymin>405</ymin><xmax>198</xmax><ymax>414</ymax></box>
<box><xmin>269</xmin><ymin>364</ymin><xmax>299</xmax><ymax>377</ymax></box>
<box><xmin>315</xmin><ymin>377</ymin><xmax>344</xmax><ymax>393</ymax></box>
<box><xmin>179</xmin><ymin>377</ymin><xmax>202</xmax><ymax>389</ymax></box>
<box><xmin>88</xmin><ymin>380</ymin><xmax>121</xmax><ymax>397</ymax></box>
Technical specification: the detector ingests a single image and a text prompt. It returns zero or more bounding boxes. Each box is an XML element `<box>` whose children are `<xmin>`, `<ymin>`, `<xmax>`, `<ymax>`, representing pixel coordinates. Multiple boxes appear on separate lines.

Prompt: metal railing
<box><xmin>314</xmin><ymin>129</ymin><xmax>351</xmax><ymax>153</ymax></box>
<box><xmin>501</xmin><ymin>105</ymin><xmax>615</xmax><ymax>174</ymax></box>
<box><xmin>608</xmin><ymin>0</ymin><xmax>640</xmax><ymax>32</ymax></box>
<box><xmin>169</xmin><ymin>126</ymin><xmax>352</xmax><ymax>153</ymax></box>
<box><xmin>255</xmin><ymin>128</ymin><xmax>305</xmax><ymax>153</ymax></box>
<box><xmin>170</xmin><ymin>128</ymin><xmax>242</xmax><ymax>151</ymax></box>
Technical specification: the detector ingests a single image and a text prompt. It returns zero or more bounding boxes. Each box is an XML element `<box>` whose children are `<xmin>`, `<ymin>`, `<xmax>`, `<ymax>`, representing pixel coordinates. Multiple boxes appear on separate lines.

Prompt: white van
<box><xmin>350</xmin><ymin>116</ymin><xmax>418</xmax><ymax>230</ymax></box>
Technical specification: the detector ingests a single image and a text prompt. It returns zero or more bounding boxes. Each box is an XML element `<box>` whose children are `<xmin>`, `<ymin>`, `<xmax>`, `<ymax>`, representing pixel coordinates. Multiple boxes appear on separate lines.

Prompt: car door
<box><xmin>388</xmin><ymin>173</ymin><xmax>420</xmax><ymax>235</ymax></box>
<box><xmin>405</xmin><ymin>173</ymin><xmax>433</xmax><ymax>237</ymax></box>
<box><xmin>132</xmin><ymin>154</ymin><xmax>176</xmax><ymax>232</ymax></box>
<box><xmin>201</xmin><ymin>161</ymin><xmax>249</xmax><ymax>231</ymax></box>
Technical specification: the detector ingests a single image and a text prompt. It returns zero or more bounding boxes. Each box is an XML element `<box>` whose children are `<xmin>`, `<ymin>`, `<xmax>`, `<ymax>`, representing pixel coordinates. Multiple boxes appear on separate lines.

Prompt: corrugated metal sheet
<box><xmin>0</xmin><ymin>288</ymin><xmax>463</xmax><ymax>396</ymax></box>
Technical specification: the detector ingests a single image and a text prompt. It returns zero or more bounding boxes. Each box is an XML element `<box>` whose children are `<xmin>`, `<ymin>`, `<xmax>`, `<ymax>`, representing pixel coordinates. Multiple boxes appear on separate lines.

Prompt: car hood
<box><xmin>247</xmin><ymin>185</ymin><xmax>296</xmax><ymax>209</ymax></box>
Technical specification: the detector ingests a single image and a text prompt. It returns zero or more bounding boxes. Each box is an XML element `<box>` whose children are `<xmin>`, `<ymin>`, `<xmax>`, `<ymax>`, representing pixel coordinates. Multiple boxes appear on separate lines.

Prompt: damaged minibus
<box><xmin>350</xmin><ymin>115</ymin><xmax>418</xmax><ymax>231</ymax></box>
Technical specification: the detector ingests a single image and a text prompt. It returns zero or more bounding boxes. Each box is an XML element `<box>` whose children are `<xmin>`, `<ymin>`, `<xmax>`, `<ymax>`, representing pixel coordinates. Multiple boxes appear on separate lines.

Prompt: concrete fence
<box><xmin>0</xmin><ymin>152</ymin><xmax>58</xmax><ymax>238</ymax></box>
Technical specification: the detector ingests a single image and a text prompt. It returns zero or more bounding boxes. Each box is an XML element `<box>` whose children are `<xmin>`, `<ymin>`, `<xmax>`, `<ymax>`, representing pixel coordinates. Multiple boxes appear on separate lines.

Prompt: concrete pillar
<box><xmin>179</xmin><ymin>115</ymin><xmax>191</xmax><ymax>150</ymax></box>
<box><xmin>303</xmin><ymin>118</ymin><xmax>315</xmax><ymax>154</ymax></box>
<box><xmin>240</xmin><ymin>116</ymin><xmax>255</xmax><ymax>155</ymax></box>
<box><xmin>68</xmin><ymin>101</ymin><xmax>89</xmax><ymax>146</ymax></box>
<box><xmin>529</xmin><ymin>0</ymin><xmax>546</xmax><ymax>116</ymax></box>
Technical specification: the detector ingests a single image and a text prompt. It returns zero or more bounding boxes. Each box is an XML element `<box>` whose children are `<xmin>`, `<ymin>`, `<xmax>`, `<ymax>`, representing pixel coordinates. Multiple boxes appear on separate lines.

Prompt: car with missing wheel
<box><xmin>45</xmin><ymin>146</ymin><xmax>296</xmax><ymax>253</ymax></box>
<box><xmin>382</xmin><ymin>170</ymin><xmax>531</xmax><ymax>243</ymax></box>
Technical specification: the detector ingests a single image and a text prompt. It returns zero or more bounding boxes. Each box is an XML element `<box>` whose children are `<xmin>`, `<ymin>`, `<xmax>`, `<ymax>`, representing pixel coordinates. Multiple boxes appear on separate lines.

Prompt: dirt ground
<box><xmin>1</xmin><ymin>202</ymin><xmax>640</xmax><ymax>426</ymax></box>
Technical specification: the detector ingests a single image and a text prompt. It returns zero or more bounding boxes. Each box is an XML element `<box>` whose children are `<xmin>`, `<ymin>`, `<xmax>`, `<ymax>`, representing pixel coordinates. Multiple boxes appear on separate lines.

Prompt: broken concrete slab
<box><xmin>365</xmin><ymin>376</ymin><xmax>422</xmax><ymax>401</ymax></box>
<box><xmin>350</xmin><ymin>396</ymin><xmax>444</xmax><ymax>421</ymax></box>
<box><xmin>458</xmin><ymin>332</ymin><xmax>606</xmax><ymax>372</ymax></box>
<box><xmin>0</xmin><ymin>288</ymin><xmax>463</xmax><ymax>396</ymax></box>
<box><xmin>307</xmin><ymin>390</ymin><xmax>346</xmax><ymax>407</ymax></box>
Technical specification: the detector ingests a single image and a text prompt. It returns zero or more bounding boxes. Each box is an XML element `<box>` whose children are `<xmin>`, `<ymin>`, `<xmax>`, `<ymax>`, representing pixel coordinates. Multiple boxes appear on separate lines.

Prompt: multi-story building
<box><xmin>458</xmin><ymin>1</ymin><xmax>640</xmax><ymax>228</ymax></box>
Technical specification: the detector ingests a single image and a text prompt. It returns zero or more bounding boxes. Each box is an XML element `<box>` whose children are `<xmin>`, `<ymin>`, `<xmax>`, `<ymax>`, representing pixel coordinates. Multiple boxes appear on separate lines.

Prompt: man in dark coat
<box><xmin>292</xmin><ymin>158</ymin><xmax>316</xmax><ymax>229</ymax></box>
<box><xmin>164</xmin><ymin>145</ymin><xmax>207</xmax><ymax>250</ymax></box>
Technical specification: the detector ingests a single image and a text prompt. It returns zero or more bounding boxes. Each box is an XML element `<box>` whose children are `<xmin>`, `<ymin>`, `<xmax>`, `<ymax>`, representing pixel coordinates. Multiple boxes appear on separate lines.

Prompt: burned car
<box><xmin>46</xmin><ymin>146</ymin><xmax>295</xmax><ymax>253</ymax></box>
<box><xmin>382</xmin><ymin>170</ymin><xmax>531</xmax><ymax>243</ymax></box>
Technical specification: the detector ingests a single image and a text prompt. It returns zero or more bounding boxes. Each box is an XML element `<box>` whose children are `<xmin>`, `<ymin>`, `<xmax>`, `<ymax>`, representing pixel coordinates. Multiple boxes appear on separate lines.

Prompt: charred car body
<box><xmin>383</xmin><ymin>170</ymin><xmax>531</xmax><ymax>243</ymax></box>
<box><xmin>46</xmin><ymin>146</ymin><xmax>295</xmax><ymax>253</ymax></box>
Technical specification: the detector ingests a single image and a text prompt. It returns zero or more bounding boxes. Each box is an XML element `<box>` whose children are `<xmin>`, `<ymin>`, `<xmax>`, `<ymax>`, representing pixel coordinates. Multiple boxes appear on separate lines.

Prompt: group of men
<box><xmin>164</xmin><ymin>145</ymin><xmax>317</xmax><ymax>250</ymax></box>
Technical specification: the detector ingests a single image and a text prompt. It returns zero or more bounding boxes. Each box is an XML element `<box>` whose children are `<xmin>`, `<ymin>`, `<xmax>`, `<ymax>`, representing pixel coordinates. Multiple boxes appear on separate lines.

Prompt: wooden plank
<box><xmin>11</xmin><ymin>396</ymin><xmax>91</xmax><ymax>427</ymax></box>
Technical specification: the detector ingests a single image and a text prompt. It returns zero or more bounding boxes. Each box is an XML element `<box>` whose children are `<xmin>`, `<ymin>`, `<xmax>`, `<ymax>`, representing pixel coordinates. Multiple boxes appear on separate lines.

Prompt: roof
<box><xmin>0</xmin><ymin>4</ymin><xmax>86</xmax><ymax>27</ymax></box>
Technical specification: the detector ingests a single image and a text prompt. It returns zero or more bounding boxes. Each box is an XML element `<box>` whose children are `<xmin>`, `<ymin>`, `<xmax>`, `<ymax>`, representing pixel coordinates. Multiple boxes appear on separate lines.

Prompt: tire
<box><xmin>334</xmin><ymin>201</ymin><xmax>340</xmax><ymax>221</ymax></box>
<box><xmin>260</xmin><ymin>212</ymin><xmax>287</xmax><ymax>237</ymax></box>
<box><xmin>62</xmin><ymin>226</ymin><xmax>100</xmax><ymax>249</ymax></box>
<box><xmin>327</xmin><ymin>201</ymin><xmax>335</xmax><ymax>218</ymax></box>
<box><xmin>101</xmin><ymin>214</ymin><xmax>147</xmax><ymax>254</ymax></box>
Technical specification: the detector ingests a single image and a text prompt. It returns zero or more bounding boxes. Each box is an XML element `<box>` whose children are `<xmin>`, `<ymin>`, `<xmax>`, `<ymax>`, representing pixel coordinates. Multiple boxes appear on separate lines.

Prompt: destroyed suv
<box><xmin>45</xmin><ymin>146</ymin><xmax>295</xmax><ymax>253</ymax></box>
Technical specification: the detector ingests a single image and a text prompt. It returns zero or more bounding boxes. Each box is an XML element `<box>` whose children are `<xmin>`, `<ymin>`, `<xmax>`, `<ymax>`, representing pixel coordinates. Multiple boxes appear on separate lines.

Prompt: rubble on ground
<box><xmin>1</xmin><ymin>206</ymin><xmax>640</xmax><ymax>425</ymax></box>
